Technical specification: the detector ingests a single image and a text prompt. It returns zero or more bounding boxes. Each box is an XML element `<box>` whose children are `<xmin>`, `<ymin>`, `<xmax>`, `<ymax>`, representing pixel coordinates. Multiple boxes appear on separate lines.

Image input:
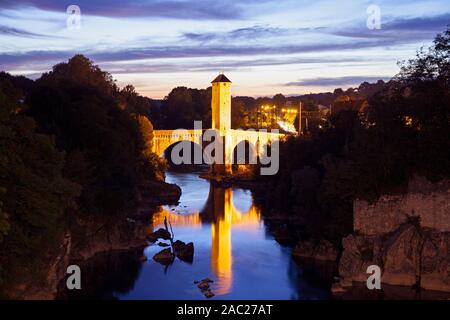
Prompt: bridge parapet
<box><xmin>152</xmin><ymin>129</ymin><xmax>204</xmax><ymax>156</ymax></box>
<box><xmin>152</xmin><ymin>128</ymin><xmax>285</xmax><ymax>159</ymax></box>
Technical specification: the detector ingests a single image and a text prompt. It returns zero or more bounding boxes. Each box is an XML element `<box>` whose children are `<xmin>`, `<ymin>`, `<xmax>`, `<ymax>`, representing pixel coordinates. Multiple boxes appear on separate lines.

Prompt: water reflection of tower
<box><xmin>206</xmin><ymin>186</ymin><xmax>262</xmax><ymax>296</ymax></box>
<box><xmin>153</xmin><ymin>183</ymin><xmax>261</xmax><ymax>297</ymax></box>
<box><xmin>210</xmin><ymin>187</ymin><xmax>233</xmax><ymax>295</ymax></box>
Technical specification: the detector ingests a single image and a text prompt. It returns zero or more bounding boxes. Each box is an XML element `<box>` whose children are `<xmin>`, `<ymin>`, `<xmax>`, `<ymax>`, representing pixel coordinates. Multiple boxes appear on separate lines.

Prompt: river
<box><xmin>62</xmin><ymin>169</ymin><xmax>331</xmax><ymax>300</ymax></box>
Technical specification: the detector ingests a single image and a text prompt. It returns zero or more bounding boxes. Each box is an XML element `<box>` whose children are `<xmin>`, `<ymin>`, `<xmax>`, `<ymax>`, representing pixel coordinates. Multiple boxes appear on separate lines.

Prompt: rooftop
<box><xmin>211</xmin><ymin>73</ymin><xmax>232</xmax><ymax>83</ymax></box>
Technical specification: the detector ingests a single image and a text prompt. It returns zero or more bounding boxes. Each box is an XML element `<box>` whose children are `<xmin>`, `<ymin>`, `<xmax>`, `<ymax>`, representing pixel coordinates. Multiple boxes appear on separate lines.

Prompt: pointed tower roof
<box><xmin>212</xmin><ymin>73</ymin><xmax>232</xmax><ymax>83</ymax></box>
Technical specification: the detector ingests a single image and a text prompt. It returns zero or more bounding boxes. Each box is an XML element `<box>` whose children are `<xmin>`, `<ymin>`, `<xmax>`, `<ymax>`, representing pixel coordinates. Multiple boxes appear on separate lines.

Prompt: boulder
<box><xmin>195</xmin><ymin>278</ymin><xmax>215</xmax><ymax>298</ymax></box>
<box><xmin>153</xmin><ymin>248</ymin><xmax>174</xmax><ymax>265</ymax></box>
<box><xmin>147</xmin><ymin>228</ymin><xmax>172</xmax><ymax>242</ymax></box>
<box><xmin>382</xmin><ymin>225</ymin><xmax>422</xmax><ymax>287</ymax></box>
<box><xmin>173</xmin><ymin>240</ymin><xmax>194</xmax><ymax>262</ymax></box>
<box><xmin>420</xmin><ymin>232</ymin><xmax>450</xmax><ymax>292</ymax></box>
<box><xmin>338</xmin><ymin>234</ymin><xmax>383</xmax><ymax>287</ymax></box>
<box><xmin>197</xmin><ymin>282</ymin><xmax>210</xmax><ymax>290</ymax></box>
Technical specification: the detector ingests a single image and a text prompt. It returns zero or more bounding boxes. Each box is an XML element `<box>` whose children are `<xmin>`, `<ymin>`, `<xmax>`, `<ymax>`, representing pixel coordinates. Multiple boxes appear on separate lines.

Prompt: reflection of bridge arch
<box><xmin>151</xmin><ymin>185</ymin><xmax>261</xmax><ymax>296</ymax></box>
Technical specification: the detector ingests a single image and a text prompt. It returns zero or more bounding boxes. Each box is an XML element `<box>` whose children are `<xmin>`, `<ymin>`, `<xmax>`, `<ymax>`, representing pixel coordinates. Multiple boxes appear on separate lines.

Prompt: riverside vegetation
<box><xmin>0</xmin><ymin>55</ymin><xmax>173</xmax><ymax>298</ymax></box>
<box><xmin>250</xmin><ymin>27</ymin><xmax>449</xmax><ymax>296</ymax></box>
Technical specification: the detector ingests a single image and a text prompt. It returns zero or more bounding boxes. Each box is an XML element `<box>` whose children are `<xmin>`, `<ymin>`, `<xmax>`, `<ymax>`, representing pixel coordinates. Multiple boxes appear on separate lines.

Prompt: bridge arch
<box><xmin>162</xmin><ymin>140</ymin><xmax>212</xmax><ymax>166</ymax></box>
<box><xmin>152</xmin><ymin>129</ymin><xmax>203</xmax><ymax>157</ymax></box>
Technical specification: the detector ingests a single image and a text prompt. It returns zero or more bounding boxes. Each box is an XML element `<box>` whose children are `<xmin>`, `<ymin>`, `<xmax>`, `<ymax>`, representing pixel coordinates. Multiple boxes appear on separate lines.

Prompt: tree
<box><xmin>118</xmin><ymin>85</ymin><xmax>162</xmax><ymax>128</ymax></box>
<box><xmin>231</xmin><ymin>98</ymin><xmax>248</xmax><ymax>128</ymax></box>
<box><xmin>135</xmin><ymin>115</ymin><xmax>167</xmax><ymax>181</ymax></box>
<box><xmin>257</xmin><ymin>27</ymin><xmax>450</xmax><ymax>244</ymax></box>
<box><xmin>0</xmin><ymin>78</ymin><xmax>80</xmax><ymax>287</ymax></box>
<box><xmin>273</xmin><ymin>93</ymin><xmax>286</xmax><ymax>108</ymax></box>
<box><xmin>26</xmin><ymin>55</ymin><xmax>145</xmax><ymax>216</ymax></box>
<box><xmin>161</xmin><ymin>87</ymin><xmax>211</xmax><ymax>129</ymax></box>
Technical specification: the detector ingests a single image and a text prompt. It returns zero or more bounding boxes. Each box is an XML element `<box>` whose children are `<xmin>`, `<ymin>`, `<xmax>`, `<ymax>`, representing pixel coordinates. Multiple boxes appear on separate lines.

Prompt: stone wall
<box><xmin>354</xmin><ymin>176</ymin><xmax>450</xmax><ymax>235</ymax></box>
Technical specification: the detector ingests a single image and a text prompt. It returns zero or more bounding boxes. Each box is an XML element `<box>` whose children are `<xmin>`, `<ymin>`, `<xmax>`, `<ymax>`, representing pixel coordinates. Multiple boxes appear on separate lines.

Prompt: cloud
<box><xmin>0</xmin><ymin>25</ymin><xmax>61</xmax><ymax>39</ymax></box>
<box><xmin>182</xmin><ymin>25</ymin><xmax>333</xmax><ymax>44</ymax></box>
<box><xmin>103</xmin><ymin>56</ymin><xmax>375</xmax><ymax>74</ymax></box>
<box><xmin>183</xmin><ymin>25</ymin><xmax>294</xmax><ymax>42</ymax></box>
<box><xmin>0</xmin><ymin>30</ymin><xmax>420</xmax><ymax>72</ymax></box>
<box><xmin>0</xmin><ymin>0</ymin><xmax>263</xmax><ymax>20</ymax></box>
<box><xmin>0</xmin><ymin>50</ymin><xmax>377</xmax><ymax>76</ymax></box>
<box><xmin>284</xmin><ymin>76</ymin><xmax>391</xmax><ymax>87</ymax></box>
<box><xmin>0</xmin><ymin>38</ymin><xmax>398</xmax><ymax>70</ymax></box>
<box><xmin>330</xmin><ymin>13</ymin><xmax>450</xmax><ymax>41</ymax></box>
<box><xmin>180</xmin><ymin>15</ymin><xmax>447</xmax><ymax>50</ymax></box>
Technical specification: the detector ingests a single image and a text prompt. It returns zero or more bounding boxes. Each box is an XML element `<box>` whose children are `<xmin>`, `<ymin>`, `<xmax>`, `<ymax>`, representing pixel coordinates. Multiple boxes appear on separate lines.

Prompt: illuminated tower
<box><xmin>211</xmin><ymin>73</ymin><xmax>232</xmax><ymax>132</ymax></box>
<box><xmin>211</xmin><ymin>73</ymin><xmax>233</xmax><ymax>174</ymax></box>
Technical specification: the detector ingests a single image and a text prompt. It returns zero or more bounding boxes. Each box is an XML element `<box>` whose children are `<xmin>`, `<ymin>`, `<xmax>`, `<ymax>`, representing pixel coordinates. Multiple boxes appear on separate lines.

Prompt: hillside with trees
<box><xmin>255</xmin><ymin>27</ymin><xmax>450</xmax><ymax>244</ymax></box>
<box><xmin>0</xmin><ymin>55</ymin><xmax>170</xmax><ymax>297</ymax></box>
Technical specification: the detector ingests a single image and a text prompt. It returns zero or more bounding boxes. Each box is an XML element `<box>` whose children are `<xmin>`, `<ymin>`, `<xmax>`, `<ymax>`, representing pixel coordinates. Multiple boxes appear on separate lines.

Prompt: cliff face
<box><xmin>338</xmin><ymin>176</ymin><xmax>450</xmax><ymax>293</ymax></box>
<box><xmin>354</xmin><ymin>176</ymin><xmax>449</xmax><ymax>235</ymax></box>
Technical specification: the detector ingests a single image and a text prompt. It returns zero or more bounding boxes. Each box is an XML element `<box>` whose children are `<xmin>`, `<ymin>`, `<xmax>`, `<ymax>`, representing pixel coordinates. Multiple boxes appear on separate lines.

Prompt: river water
<box><xmin>62</xmin><ymin>169</ymin><xmax>331</xmax><ymax>300</ymax></box>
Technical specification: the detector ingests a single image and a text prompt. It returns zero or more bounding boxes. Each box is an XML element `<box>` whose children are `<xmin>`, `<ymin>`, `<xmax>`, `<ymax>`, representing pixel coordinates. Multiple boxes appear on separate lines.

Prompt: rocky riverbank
<box><xmin>290</xmin><ymin>176</ymin><xmax>450</xmax><ymax>298</ymax></box>
<box><xmin>337</xmin><ymin>223</ymin><xmax>450</xmax><ymax>293</ymax></box>
<box><xmin>8</xmin><ymin>180</ymin><xmax>181</xmax><ymax>300</ymax></box>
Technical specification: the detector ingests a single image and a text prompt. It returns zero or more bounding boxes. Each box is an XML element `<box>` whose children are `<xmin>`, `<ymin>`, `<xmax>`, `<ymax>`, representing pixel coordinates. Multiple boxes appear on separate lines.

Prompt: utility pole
<box><xmin>298</xmin><ymin>101</ymin><xmax>302</xmax><ymax>136</ymax></box>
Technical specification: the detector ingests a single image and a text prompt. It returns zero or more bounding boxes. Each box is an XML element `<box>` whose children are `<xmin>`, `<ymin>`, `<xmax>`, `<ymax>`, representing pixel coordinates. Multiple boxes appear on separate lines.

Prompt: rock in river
<box><xmin>153</xmin><ymin>248</ymin><xmax>174</xmax><ymax>265</ymax></box>
<box><xmin>173</xmin><ymin>240</ymin><xmax>194</xmax><ymax>262</ymax></box>
<box><xmin>147</xmin><ymin>228</ymin><xmax>172</xmax><ymax>242</ymax></box>
<box><xmin>197</xmin><ymin>281</ymin><xmax>210</xmax><ymax>290</ymax></box>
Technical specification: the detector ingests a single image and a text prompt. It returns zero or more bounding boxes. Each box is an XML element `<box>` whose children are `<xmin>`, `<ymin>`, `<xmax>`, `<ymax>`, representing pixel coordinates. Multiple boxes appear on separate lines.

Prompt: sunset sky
<box><xmin>1</xmin><ymin>0</ymin><xmax>449</xmax><ymax>98</ymax></box>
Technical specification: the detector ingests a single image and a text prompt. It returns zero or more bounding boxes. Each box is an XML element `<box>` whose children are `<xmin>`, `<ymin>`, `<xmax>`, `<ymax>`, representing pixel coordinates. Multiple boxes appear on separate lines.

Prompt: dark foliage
<box><xmin>160</xmin><ymin>86</ymin><xmax>211</xmax><ymax>129</ymax></box>
<box><xmin>0</xmin><ymin>76</ymin><xmax>80</xmax><ymax>288</ymax></box>
<box><xmin>257</xmin><ymin>27</ymin><xmax>450</xmax><ymax>244</ymax></box>
<box><xmin>26</xmin><ymin>55</ymin><xmax>158</xmax><ymax>216</ymax></box>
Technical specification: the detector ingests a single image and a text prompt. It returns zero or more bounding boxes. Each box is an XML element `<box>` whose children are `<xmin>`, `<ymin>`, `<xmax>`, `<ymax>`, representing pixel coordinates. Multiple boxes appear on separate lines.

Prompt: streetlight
<box><xmin>298</xmin><ymin>102</ymin><xmax>302</xmax><ymax>136</ymax></box>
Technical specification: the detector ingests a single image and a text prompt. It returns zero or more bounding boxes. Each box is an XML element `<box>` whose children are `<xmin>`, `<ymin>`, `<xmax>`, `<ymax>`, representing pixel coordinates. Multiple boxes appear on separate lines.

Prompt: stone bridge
<box><xmin>152</xmin><ymin>74</ymin><xmax>285</xmax><ymax>175</ymax></box>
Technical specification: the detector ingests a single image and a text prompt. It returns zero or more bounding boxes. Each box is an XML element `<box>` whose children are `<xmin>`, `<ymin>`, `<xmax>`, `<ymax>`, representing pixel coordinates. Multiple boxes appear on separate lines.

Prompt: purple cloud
<box><xmin>0</xmin><ymin>0</ymin><xmax>261</xmax><ymax>20</ymax></box>
<box><xmin>284</xmin><ymin>76</ymin><xmax>391</xmax><ymax>87</ymax></box>
<box><xmin>331</xmin><ymin>13</ymin><xmax>450</xmax><ymax>40</ymax></box>
<box><xmin>0</xmin><ymin>25</ymin><xmax>62</xmax><ymax>39</ymax></box>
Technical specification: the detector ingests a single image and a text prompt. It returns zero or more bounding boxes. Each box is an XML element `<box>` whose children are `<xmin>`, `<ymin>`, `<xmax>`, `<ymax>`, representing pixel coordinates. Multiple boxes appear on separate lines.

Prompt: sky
<box><xmin>0</xmin><ymin>0</ymin><xmax>449</xmax><ymax>98</ymax></box>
